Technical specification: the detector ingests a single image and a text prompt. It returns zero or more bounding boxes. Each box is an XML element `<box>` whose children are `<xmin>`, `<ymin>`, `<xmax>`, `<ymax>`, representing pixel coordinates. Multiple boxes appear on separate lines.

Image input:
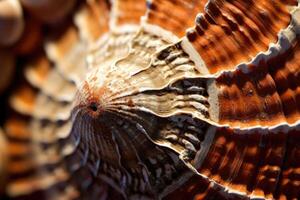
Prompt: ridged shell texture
<box><xmin>0</xmin><ymin>0</ymin><xmax>300</xmax><ymax>200</ymax></box>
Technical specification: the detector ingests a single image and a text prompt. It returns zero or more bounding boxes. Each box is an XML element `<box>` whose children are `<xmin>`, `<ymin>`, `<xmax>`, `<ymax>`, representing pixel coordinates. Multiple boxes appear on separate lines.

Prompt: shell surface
<box><xmin>0</xmin><ymin>0</ymin><xmax>300</xmax><ymax>199</ymax></box>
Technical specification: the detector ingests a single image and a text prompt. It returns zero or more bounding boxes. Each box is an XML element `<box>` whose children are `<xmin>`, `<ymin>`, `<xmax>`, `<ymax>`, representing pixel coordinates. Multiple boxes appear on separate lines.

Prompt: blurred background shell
<box><xmin>0</xmin><ymin>0</ymin><xmax>299</xmax><ymax>200</ymax></box>
<box><xmin>20</xmin><ymin>0</ymin><xmax>76</xmax><ymax>24</ymax></box>
<box><xmin>0</xmin><ymin>0</ymin><xmax>24</xmax><ymax>47</ymax></box>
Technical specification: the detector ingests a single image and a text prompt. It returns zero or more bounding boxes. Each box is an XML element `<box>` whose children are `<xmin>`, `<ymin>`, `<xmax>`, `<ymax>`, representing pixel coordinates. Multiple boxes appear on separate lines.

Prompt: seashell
<box><xmin>20</xmin><ymin>0</ymin><xmax>76</xmax><ymax>24</ymax></box>
<box><xmin>1</xmin><ymin>0</ymin><xmax>300</xmax><ymax>200</ymax></box>
<box><xmin>0</xmin><ymin>0</ymin><xmax>24</xmax><ymax>46</ymax></box>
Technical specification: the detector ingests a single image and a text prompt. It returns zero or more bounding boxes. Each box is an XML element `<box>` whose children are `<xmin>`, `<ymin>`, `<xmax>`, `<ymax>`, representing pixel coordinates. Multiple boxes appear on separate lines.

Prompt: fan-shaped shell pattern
<box><xmin>0</xmin><ymin>0</ymin><xmax>300</xmax><ymax>200</ymax></box>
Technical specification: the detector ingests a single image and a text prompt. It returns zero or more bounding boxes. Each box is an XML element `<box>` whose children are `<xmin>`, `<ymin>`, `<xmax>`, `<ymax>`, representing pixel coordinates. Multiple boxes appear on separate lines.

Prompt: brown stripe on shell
<box><xmin>166</xmin><ymin>126</ymin><xmax>300</xmax><ymax>200</ymax></box>
<box><xmin>217</xmin><ymin>36</ymin><xmax>300</xmax><ymax>128</ymax></box>
<box><xmin>146</xmin><ymin>0</ymin><xmax>208</xmax><ymax>37</ymax></box>
<box><xmin>186</xmin><ymin>0</ymin><xmax>297</xmax><ymax>74</ymax></box>
<box><xmin>200</xmin><ymin>127</ymin><xmax>300</xmax><ymax>199</ymax></box>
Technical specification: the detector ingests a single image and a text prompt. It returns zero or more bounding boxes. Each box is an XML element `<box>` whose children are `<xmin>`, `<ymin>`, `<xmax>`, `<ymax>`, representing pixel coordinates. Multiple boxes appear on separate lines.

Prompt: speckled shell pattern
<box><xmin>1</xmin><ymin>0</ymin><xmax>300</xmax><ymax>200</ymax></box>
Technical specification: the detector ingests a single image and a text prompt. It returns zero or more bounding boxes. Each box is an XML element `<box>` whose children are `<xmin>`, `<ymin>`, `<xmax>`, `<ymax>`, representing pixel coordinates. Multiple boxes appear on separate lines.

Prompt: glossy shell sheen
<box><xmin>0</xmin><ymin>0</ymin><xmax>300</xmax><ymax>200</ymax></box>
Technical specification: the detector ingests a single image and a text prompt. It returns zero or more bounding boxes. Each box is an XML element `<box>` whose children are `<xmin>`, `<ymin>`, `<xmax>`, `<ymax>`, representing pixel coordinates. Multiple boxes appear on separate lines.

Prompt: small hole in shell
<box><xmin>89</xmin><ymin>102</ymin><xmax>98</xmax><ymax>112</ymax></box>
